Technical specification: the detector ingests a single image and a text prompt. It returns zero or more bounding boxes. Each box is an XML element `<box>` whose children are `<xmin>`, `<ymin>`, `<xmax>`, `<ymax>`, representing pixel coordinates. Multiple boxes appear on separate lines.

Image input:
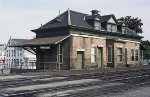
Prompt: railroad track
<box><xmin>1</xmin><ymin>67</ymin><xmax>150</xmax><ymax>97</ymax></box>
<box><xmin>0</xmin><ymin>76</ymin><xmax>69</xmax><ymax>88</ymax></box>
<box><xmin>2</xmin><ymin>74</ymin><xmax>150</xmax><ymax>97</ymax></box>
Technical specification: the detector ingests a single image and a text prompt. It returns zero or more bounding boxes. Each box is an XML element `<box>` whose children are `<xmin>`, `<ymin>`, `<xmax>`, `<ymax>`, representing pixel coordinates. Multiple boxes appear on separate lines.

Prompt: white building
<box><xmin>6</xmin><ymin>38</ymin><xmax>36</xmax><ymax>69</ymax></box>
<box><xmin>0</xmin><ymin>44</ymin><xmax>6</xmax><ymax>69</ymax></box>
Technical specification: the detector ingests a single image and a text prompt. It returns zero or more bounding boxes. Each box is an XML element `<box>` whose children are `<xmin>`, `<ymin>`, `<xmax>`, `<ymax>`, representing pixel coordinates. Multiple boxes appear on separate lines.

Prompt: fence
<box><xmin>11</xmin><ymin>62</ymin><xmax>59</xmax><ymax>71</ymax></box>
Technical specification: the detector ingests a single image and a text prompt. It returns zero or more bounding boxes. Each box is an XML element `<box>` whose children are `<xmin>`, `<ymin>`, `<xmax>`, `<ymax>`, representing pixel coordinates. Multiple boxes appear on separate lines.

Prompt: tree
<box><xmin>142</xmin><ymin>40</ymin><xmax>150</xmax><ymax>59</ymax></box>
<box><xmin>119</xmin><ymin>16</ymin><xmax>143</xmax><ymax>34</ymax></box>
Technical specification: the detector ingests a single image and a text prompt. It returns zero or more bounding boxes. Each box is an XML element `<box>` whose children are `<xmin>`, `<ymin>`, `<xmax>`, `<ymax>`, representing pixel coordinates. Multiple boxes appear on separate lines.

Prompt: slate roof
<box><xmin>11</xmin><ymin>35</ymin><xmax>69</xmax><ymax>47</ymax></box>
<box><xmin>38</xmin><ymin>10</ymin><xmax>93</xmax><ymax>30</ymax></box>
<box><xmin>101</xmin><ymin>15</ymin><xmax>113</xmax><ymax>22</ymax></box>
<box><xmin>32</xmin><ymin>10</ymin><xmax>142</xmax><ymax>39</ymax></box>
<box><xmin>126</xmin><ymin>28</ymin><xmax>139</xmax><ymax>36</ymax></box>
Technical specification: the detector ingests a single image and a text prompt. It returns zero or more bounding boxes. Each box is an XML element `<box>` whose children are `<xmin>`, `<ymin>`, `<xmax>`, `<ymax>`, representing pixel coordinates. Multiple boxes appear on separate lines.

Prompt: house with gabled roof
<box><xmin>6</xmin><ymin>37</ymin><xmax>36</xmax><ymax>69</ymax></box>
<box><xmin>12</xmin><ymin>9</ymin><xmax>143</xmax><ymax>70</ymax></box>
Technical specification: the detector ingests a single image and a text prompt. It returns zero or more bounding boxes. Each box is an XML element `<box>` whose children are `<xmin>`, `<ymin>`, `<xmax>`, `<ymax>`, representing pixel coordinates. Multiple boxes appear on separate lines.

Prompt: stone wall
<box><xmin>114</xmin><ymin>41</ymin><xmax>140</xmax><ymax>67</ymax></box>
<box><xmin>70</xmin><ymin>35</ymin><xmax>107</xmax><ymax>69</ymax></box>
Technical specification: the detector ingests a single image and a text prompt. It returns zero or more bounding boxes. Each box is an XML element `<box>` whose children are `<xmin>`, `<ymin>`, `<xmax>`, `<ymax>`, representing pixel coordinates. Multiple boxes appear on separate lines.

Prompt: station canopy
<box><xmin>10</xmin><ymin>35</ymin><xmax>70</xmax><ymax>47</ymax></box>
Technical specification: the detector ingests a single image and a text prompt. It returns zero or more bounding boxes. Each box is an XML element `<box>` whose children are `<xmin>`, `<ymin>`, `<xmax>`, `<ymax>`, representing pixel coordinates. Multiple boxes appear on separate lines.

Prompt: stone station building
<box><xmin>12</xmin><ymin>9</ymin><xmax>143</xmax><ymax>70</ymax></box>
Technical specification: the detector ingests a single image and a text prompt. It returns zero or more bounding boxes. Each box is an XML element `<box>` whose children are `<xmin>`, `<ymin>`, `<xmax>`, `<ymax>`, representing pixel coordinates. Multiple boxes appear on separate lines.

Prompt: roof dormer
<box><xmin>85</xmin><ymin>10</ymin><xmax>101</xmax><ymax>30</ymax></box>
<box><xmin>117</xmin><ymin>20</ymin><xmax>127</xmax><ymax>34</ymax></box>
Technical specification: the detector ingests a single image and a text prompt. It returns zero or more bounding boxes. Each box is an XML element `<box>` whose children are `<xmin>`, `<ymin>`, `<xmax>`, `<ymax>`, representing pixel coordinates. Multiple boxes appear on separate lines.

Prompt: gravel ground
<box><xmin>0</xmin><ymin>75</ymin><xmax>36</xmax><ymax>80</ymax></box>
<box><xmin>107</xmin><ymin>85</ymin><xmax>150</xmax><ymax>97</ymax></box>
<box><xmin>1</xmin><ymin>79</ymin><xmax>99</xmax><ymax>93</ymax></box>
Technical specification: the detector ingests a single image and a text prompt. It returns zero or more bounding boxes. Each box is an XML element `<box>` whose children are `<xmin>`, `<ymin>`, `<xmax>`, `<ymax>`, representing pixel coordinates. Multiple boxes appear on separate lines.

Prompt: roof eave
<box><xmin>31</xmin><ymin>25</ymin><xmax>70</xmax><ymax>32</ymax></box>
<box><xmin>70</xmin><ymin>25</ymin><xmax>142</xmax><ymax>40</ymax></box>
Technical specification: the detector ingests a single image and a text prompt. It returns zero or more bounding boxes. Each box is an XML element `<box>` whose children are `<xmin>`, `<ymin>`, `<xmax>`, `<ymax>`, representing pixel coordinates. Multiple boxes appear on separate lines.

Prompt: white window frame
<box><xmin>131</xmin><ymin>49</ymin><xmax>134</xmax><ymax>62</ymax></box>
<box><xmin>91</xmin><ymin>47</ymin><xmax>97</xmax><ymax>63</ymax></box>
<box><xmin>117</xmin><ymin>48</ymin><xmax>123</xmax><ymax>63</ymax></box>
<box><xmin>112</xmin><ymin>25</ymin><xmax>117</xmax><ymax>32</ymax></box>
<box><xmin>107</xmin><ymin>24</ymin><xmax>117</xmax><ymax>32</ymax></box>
<box><xmin>107</xmin><ymin>24</ymin><xmax>112</xmax><ymax>32</ymax></box>
<box><xmin>122</xmin><ymin>27</ymin><xmax>126</xmax><ymax>34</ymax></box>
<box><xmin>107</xmin><ymin>45</ymin><xmax>112</xmax><ymax>63</ymax></box>
<box><xmin>95</xmin><ymin>21</ymin><xmax>101</xmax><ymax>30</ymax></box>
<box><xmin>135</xmin><ymin>49</ymin><xmax>138</xmax><ymax>61</ymax></box>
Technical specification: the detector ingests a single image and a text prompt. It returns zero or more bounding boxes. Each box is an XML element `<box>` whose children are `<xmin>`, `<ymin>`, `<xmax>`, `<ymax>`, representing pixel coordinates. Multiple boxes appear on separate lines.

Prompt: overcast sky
<box><xmin>0</xmin><ymin>0</ymin><xmax>149</xmax><ymax>43</ymax></box>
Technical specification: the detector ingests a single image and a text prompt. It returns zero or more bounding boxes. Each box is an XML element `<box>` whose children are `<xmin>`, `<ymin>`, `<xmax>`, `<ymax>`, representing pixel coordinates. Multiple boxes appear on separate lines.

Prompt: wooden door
<box><xmin>77</xmin><ymin>51</ymin><xmax>84</xmax><ymax>69</ymax></box>
<box><xmin>98</xmin><ymin>48</ymin><xmax>102</xmax><ymax>68</ymax></box>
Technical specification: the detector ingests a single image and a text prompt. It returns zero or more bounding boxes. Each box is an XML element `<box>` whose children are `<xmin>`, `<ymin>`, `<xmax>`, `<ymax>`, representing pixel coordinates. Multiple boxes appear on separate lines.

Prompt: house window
<box><xmin>14</xmin><ymin>50</ymin><xmax>16</xmax><ymax>57</ymax></box>
<box><xmin>20</xmin><ymin>53</ymin><xmax>22</xmax><ymax>57</ymax></box>
<box><xmin>91</xmin><ymin>47</ymin><xmax>97</xmax><ymax>63</ymax></box>
<box><xmin>57</xmin><ymin>44</ymin><xmax>63</xmax><ymax>64</ymax></box>
<box><xmin>135</xmin><ymin>49</ymin><xmax>138</xmax><ymax>61</ymax></box>
<box><xmin>95</xmin><ymin>21</ymin><xmax>101</xmax><ymax>30</ymax></box>
<box><xmin>108</xmin><ymin>46</ymin><xmax>112</xmax><ymax>63</ymax></box>
<box><xmin>131</xmin><ymin>49</ymin><xmax>134</xmax><ymax>61</ymax></box>
<box><xmin>107</xmin><ymin>24</ymin><xmax>112</xmax><ymax>32</ymax></box>
<box><xmin>117</xmin><ymin>48</ymin><xmax>122</xmax><ymax>63</ymax></box>
<box><xmin>107</xmin><ymin>24</ymin><xmax>117</xmax><ymax>32</ymax></box>
<box><xmin>122</xmin><ymin>27</ymin><xmax>126</xmax><ymax>34</ymax></box>
<box><xmin>112</xmin><ymin>25</ymin><xmax>117</xmax><ymax>32</ymax></box>
<box><xmin>12</xmin><ymin>50</ymin><xmax>13</xmax><ymax>57</ymax></box>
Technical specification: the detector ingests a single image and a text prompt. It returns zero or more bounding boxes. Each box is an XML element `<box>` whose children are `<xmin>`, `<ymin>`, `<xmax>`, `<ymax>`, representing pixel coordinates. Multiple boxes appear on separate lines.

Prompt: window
<box><xmin>112</xmin><ymin>25</ymin><xmax>117</xmax><ymax>32</ymax></box>
<box><xmin>107</xmin><ymin>24</ymin><xmax>112</xmax><ymax>32</ymax></box>
<box><xmin>91</xmin><ymin>47</ymin><xmax>97</xmax><ymax>63</ymax></box>
<box><xmin>107</xmin><ymin>24</ymin><xmax>117</xmax><ymax>32</ymax></box>
<box><xmin>57</xmin><ymin>44</ymin><xmax>63</xmax><ymax>64</ymax></box>
<box><xmin>95</xmin><ymin>21</ymin><xmax>101</xmax><ymax>30</ymax></box>
<box><xmin>14</xmin><ymin>50</ymin><xmax>16</xmax><ymax>57</ymax></box>
<box><xmin>20</xmin><ymin>53</ymin><xmax>22</xmax><ymax>57</ymax></box>
<box><xmin>131</xmin><ymin>49</ymin><xmax>134</xmax><ymax>61</ymax></box>
<box><xmin>17</xmin><ymin>48</ymin><xmax>19</xmax><ymax>51</ymax></box>
<box><xmin>108</xmin><ymin>46</ymin><xmax>112</xmax><ymax>63</ymax></box>
<box><xmin>135</xmin><ymin>49</ymin><xmax>138</xmax><ymax>61</ymax></box>
<box><xmin>117</xmin><ymin>48</ymin><xmax>122</xmax><ymax>63</ymax></box>
<box><xmin>122</xmin><ymin>27</ymin><xmax>126</xmax><ymax>34</ymax></box>
<box><xmin>12</xmin><ymin>50</ymin><xmax>13</xmax><ymax>57</ymax></box>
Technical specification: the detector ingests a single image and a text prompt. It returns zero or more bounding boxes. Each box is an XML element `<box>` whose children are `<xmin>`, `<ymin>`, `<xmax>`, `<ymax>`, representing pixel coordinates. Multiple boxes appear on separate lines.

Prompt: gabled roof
<box><xmin>101</xmin><ymin>14</ymin><xmax>118</xmax><ymax>23</ymax></box>
<box><xmin>101</xmin><ymin>15</ymin><xmax>112</xmax><ymax>22</ymax></box>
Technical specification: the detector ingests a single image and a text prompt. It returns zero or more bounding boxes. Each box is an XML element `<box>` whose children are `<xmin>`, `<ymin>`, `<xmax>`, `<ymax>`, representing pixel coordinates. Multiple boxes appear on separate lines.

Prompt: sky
<box><xmin>0</xmin><ymin>0</ymin><xmax>150</xmax><ymax>43</ymax></box>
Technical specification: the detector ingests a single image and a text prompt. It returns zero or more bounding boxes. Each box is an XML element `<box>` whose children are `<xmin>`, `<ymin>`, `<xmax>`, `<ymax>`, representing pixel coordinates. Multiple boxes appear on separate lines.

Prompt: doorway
<box><xmin>98</xmin><ymin>47</ymin><xmax>103</xmax><ymax>68</ymax></box>
<box><xmin>77</xmin><ymin>51</ymin><xmax>84</xmax><ymax>69</ymax></box>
